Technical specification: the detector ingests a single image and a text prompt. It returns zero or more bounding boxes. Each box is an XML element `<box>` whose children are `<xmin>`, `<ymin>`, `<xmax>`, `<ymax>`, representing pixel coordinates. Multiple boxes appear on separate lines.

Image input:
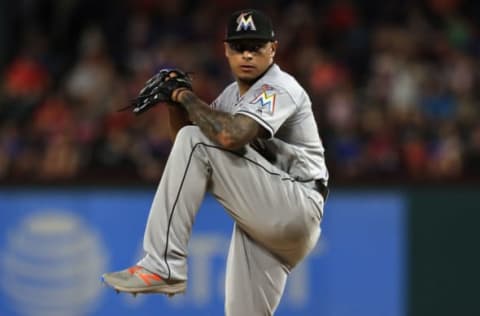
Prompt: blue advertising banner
<box><xmin>0</xmin><ymin>189</ymin><xmax>406</xmax><ymax>316</ymax></box>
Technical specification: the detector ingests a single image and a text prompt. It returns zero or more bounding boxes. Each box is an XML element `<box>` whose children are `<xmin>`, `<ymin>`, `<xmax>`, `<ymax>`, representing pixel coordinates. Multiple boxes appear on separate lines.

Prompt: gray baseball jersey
<box><xmin>139</xmin><ymin>63</ymin><xmax>327</xmax><ymax>316</ymax></box>
<box><xmin>212</xmin><ymin>63</ymin><xmax>329</xmax><ymax>185</ymax></box>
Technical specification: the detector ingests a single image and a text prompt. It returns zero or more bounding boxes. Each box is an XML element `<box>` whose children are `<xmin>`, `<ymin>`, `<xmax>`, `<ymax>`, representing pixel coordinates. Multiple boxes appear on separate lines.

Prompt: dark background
<box><xmin>1</xmin><ymin>0</ymin><xmax>479</xmax><ymax>186</ymax></box>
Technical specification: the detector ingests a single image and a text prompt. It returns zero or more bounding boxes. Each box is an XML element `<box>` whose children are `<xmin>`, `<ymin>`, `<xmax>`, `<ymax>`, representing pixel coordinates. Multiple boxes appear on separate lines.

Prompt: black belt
<box><xmin>314</xmin><ymin>180</ymin><xmax>329</xmax><ymax>201</ymax></box>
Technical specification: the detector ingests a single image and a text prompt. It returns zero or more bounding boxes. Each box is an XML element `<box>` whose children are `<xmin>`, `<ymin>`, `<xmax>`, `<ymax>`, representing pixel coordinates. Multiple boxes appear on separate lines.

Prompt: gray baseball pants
<box><xmin>138</xmin><ymin>126</ymin><xmax>324</xmax><ymax>316</ymax></box>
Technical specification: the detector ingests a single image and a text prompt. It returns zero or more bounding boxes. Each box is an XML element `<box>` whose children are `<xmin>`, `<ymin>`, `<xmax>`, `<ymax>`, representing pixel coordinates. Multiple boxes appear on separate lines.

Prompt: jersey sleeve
<box><xmin>209</xmin><ymin>93</ymin><xmax>222</xmax><ymax>110</ymax></box>
<box><xmin>235</xmin><ymin>85</ymin><xmax>296</xmax><ymax>138</ymax></box>
<box><xmin>209</xmin><ymin>83</ymin><xmax>236</xmax><ymax>111</ymax></box>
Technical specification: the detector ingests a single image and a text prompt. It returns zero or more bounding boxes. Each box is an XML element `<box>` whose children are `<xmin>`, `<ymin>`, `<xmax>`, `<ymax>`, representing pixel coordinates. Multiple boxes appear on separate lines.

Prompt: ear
<box><xmin>270</xmin><ymin>41</ymin><xmax>278</xmax><ymax>58</ymax></box>
<box><xmin>224</xmin><ymin>42</ymin><xmax>230</xmax><ymax>57</ymax></box>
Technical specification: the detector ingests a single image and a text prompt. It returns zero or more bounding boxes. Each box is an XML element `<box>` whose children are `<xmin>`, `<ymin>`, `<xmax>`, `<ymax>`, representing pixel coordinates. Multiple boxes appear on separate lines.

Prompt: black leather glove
<box><xmin>120</xmin><ymin>68</ymin><xmax>193</xmax><ymax>115</ymax></box>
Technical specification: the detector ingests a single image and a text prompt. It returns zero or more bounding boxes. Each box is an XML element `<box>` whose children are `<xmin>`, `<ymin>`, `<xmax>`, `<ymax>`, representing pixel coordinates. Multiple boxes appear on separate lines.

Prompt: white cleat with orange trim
<box><xmin>102</xmin><ymin>266</ymin><xmax>186</xmax><ymax>296</ymax></box>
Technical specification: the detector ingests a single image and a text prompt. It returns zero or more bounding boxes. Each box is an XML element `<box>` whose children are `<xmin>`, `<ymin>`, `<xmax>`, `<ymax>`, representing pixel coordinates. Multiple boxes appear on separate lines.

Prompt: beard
<box><xmin>237</xmin><ymin>75</ymin><xmax>259</xmax><ymax>86</ymax></box>
<box><xmin>235</xmin><ymin>63</ymin><xmax>273</xmax><ymax>86</ymax></box>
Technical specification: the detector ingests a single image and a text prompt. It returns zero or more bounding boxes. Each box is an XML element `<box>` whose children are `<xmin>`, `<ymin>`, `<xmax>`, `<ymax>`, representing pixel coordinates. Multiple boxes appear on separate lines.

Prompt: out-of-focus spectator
<box><xmin>0</xmin><ymin>30</ymin><xmax>51</xmax><ymax>124</ymax></box>
<box><xmin>65</xmin><ymin>27</ymin><xmax>116</xmax><ymax>115</ymax></box>
<box><xmin>39</xmin><ymin>132</ymin><xmax>81</xmax><ymax>180</ymax></box>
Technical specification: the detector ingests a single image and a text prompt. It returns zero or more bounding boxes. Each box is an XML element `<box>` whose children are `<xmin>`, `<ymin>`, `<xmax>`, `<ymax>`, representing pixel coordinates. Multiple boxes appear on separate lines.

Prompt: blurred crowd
<box><xmin>0</xmin><ymin>0</ymin><xmax>479</xmax><ymax>184</ymax></box>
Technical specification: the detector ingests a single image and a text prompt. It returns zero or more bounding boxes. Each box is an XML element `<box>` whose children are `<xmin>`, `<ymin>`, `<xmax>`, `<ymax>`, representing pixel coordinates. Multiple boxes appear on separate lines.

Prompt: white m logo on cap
<box><xmin>236</xmin><ymin>12</ymin><xmax>256</xmax><ymax>31</ymax></box>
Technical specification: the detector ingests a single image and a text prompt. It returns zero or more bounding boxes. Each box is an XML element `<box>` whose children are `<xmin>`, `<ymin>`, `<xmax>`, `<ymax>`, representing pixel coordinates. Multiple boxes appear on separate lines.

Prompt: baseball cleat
<box><xmin>102</xmin><ymin>266</ymin><xmax>186</xmax><ymax>296</ymax></box>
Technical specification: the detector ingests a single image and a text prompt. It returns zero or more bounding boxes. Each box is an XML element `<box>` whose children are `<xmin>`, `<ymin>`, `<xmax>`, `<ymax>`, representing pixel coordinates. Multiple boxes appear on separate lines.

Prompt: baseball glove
<box><xmin>119</xmin><ymin>68</ymin><xmax>193</xmax><ymax>115</ymax></box>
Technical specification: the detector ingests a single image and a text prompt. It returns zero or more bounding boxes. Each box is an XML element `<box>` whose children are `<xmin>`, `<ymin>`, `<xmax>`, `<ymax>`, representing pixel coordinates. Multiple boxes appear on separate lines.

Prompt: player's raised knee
<box><xmin>261</xmin><ymin>218</ymin><xmax>308</xmax><ymax>245</ymax></box>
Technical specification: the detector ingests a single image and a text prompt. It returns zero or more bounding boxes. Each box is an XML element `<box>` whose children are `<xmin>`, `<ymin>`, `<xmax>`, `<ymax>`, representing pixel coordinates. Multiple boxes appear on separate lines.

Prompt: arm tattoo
<box><xmin>179</xmin><ymin>91</ymin><xmax>258</xmax><ymax>148</ymax></box>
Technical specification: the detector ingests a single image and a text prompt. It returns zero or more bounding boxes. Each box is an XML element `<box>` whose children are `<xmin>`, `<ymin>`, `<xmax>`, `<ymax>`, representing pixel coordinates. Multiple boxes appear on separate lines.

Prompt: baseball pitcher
<box><xmin>103</xmin><ymin>9</ymin><xmax>329</xmax><ymax>316</ymax></box>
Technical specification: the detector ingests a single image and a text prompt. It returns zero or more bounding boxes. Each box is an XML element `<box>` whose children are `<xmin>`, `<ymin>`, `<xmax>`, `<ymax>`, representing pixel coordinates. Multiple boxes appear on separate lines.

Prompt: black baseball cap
<box><xmin>225</xmin><ymin>9</ymin><xmax>275</xmax><ymax>42</ymax></box>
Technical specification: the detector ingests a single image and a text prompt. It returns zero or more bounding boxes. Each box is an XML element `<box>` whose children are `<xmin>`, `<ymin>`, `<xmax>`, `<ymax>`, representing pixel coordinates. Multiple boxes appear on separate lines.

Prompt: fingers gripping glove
<box><xmin>122</xmin><ymin>69</ymin><xmax>193</xmax><ymax>115</ymax></box>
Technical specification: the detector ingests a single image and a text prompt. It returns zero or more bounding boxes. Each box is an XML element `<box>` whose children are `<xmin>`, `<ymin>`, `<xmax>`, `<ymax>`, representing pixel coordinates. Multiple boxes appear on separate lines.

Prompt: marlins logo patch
<box><xmin>236</xmin><ymin>12</ymin><xmax>256</xmax><ymax>31</ymax></box>
<box><xmin>250</xmin><ymin>85</ymin><xmax>276</xmax><ymax>115</ymax></box>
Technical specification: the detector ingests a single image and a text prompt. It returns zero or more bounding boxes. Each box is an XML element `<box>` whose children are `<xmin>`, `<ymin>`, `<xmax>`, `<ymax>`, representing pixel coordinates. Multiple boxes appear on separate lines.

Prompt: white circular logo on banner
<box><xmin>1</xmin><ymin>211</ymin><xmax>107</xmax><ymax>316</ymax></box>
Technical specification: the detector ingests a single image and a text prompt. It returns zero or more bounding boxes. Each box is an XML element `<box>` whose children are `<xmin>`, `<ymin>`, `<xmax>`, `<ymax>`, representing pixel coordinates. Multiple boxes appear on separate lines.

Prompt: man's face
<box><xmin>224</xmin><ymin>39</ymin><xmax>277</xmax><ymax>83</ymax></box>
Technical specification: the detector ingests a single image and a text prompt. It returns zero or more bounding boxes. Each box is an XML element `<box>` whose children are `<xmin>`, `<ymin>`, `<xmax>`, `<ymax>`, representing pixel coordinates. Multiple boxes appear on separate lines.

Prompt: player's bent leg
<box><xmin>180</xmin><ymin>125</ymin><xmax>324</xmax><ymax>268</ymax></box>
<box><xmin>170</xmin><ymin>126</ymin><xmax>323</xmax><ymax>268</ymax></box>
<box><xmin>103</xmin><ymin>125</ymin><xmax>322</xmax><ymax>296</ymax></box>
<box><xmin>103</xmin><ymin>126</ymin><xmax>212</xmax><ymax>295</ymax></box>
<box><xmin>138</xmin><ymin>126</ymin><xmax>212</xmax><ymax>280</ymax></box>
<box><xmin>225</xmin><ymin>224</ymin><xmax>288</xmax><ymax>316</ymax></box>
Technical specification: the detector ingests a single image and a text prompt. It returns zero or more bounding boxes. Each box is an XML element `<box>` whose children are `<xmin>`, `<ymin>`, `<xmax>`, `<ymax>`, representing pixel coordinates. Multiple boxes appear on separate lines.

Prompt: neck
<box><xmin>236</xmin><ymin>63</ymin><xmax>274</xmax><ymax>96</ymax></box>
<box><xmin>237</xmin><ymin>80</ymin><xmax>250</xmax><ymax>96</ymax></box>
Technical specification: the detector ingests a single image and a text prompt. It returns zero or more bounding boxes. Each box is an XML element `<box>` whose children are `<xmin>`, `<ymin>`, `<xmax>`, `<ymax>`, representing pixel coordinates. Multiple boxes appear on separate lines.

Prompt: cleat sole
<box><xmin>102</xmin><ymin>279</ymin><xmax>186</xmax><ymax>296</ymax></box>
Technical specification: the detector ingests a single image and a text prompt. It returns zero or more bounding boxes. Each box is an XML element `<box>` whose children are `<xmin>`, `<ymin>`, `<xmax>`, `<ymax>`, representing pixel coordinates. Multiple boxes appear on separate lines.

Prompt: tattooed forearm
<box><xmin>178</xmin><ymin>90</ymin><xmax>258</xmax><ymax>149</ymax></box>
<box><xmin>181</xmin><ymin>92</ymin><xmax>225</xmax><ymax>135</ymax></box>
